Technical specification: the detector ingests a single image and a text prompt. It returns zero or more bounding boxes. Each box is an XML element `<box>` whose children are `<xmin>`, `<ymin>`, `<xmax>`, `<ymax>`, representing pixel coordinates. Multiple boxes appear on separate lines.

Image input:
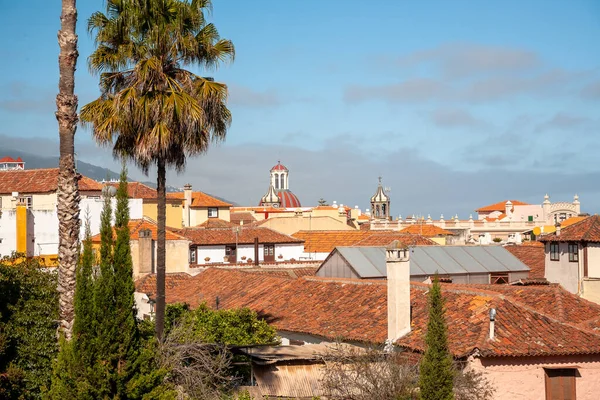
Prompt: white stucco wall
<box><xmin>196</xmin><ymin>245</ymin><xmax>226</xmax><ymax>263</ymax></box>
<box><xmin>194</xmin><ymin>243</ymin><xmax>304</xmax><ymax>264</ymax></box>
<box><xmin>587</xmin><ymin>243</ymin><xmax>600</xmax><ymax>278</ymax></box>
<box><xmin>80</xmin><ymin>198</ymin><xmax>144</xmax><ymax>239</ymax></box>
<box><xmin>469</xmin><ymin>355</ymin><xmax>600</xmax><ymax>400</ymax></box>
<box><xmin>0</xmin><ymin>198</ymin><xmax>144</xmax><ymax>257</ymax></box>
<box><xmin>0</xmin><ymin>210</ymin><xmax>17</xmax><ymax>257</ymax></box>
<box><xmin>545</xmin><ymin>242</ymin><xmax>581</xmax><ymax>294</ymax></box>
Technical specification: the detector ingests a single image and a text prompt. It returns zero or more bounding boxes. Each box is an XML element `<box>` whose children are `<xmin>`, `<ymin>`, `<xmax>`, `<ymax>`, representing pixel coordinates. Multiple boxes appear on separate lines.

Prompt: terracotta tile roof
<box><xmin>91</xmin><ymin>218</ymin><xmax>187</xmax><ymax>242</ymax></box>
<box><xmin>135</xmin><ymin>272</ymin><xmax>191</xmax><ymax>299</ymax></box>
<box><xmin>504</xmin><ymin>244</ymin><xmax>545</xmax><ymax>279</ymax></box>
<box><xmin>167</xmin><ymin>191</ymin><xmax>231</xmax><ymax>207</ymax></box>
<box><xmin>165</xmin><ymin>268</ymin><xmax>600</xmax><ymax>358</ymax></box>
<box><xmin>399</xmin><ymin>225</ymin><xmax>455</xmax><ymax>237</ymax></box>
<box><xmin>476</xmin><ymin>200</ymin><xmax>529</xmax><ymax>213</ymax></box>
<box><xmin>539</xmin><ymin>215</ymin><xmax>600</xmax><ymax>243</ymax></box>
<box><xmin>194</xmin><ymin>219</ymin><xmax>237</xmax><ymax>229</ymax></box>
<box><xmin>292</xmin><ymin>231</ymin><xmax>368</xmax><ymax>253</ymax></box>
<box><xmin>232</xmin><ymin>267</ymin><xmax>317</xmax><ymax>279</ymax></box>
<box><xmin>0</xmin><ymin>168</ymin><xmax>102</xmax><ymax>194</ymax></box>
<box><xmin>357</xmin><ymin>214</ymin><xmax>370</xmax><ymax>221</ymax></box>
<box><xmin>177</xmin><ymin>226</ymin><xmax>304</xmax><ymax>245</ymax></box>
<box><xmin>485</xmin><ymin>212</ymin><xmax>507</xmax><ymax>222</ymax></box>
<box><xmin>561</xmin><ymin>216</ymin><xmax>588</xmax><ymax>228</ymax></box>
<box><xmin>230</xmin><ymin>212</ymin><xmax>257</xmax><ymax>225</ymax></box>
<box><xmin>352</xmin><ymin>232</ymin><xmax>437</xmax><ymax>247</ymax></box>
<box><xmin>0</xmin><ymin>156</ymin><xmax>23</xmax><ymax>162</ymax></box>
<box><xmin>292</xmin><ymin>231</ymin><xmax>436</xmax><ymax>253</ymax></box>
<box><xmin>106</xmin><ymin>181</ymin><xmax>159</xmax><ymax>199</ymax></box>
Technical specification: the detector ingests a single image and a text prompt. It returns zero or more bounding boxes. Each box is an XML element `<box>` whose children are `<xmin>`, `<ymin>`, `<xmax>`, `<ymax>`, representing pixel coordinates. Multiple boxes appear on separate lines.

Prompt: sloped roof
<box><xmin>167</xmin><ymin>191</ymin><xmax>231</xmax><ymax>207</ymax></box>
<box><xmin>333</xmin><ymin>247</ymin><xmax>387</xmax><ymax>278</ymax></box>
<box><xmin>539</xmin><ymin>215</ymin><xmax>600</xmax><ymax>243</ymax></box>
<box><xmin>230</xmin><ymin>212</ymin><xmax>257</xmax><ymax>225</ymax></box>
<box><xmin>505</xmin><ymin>244</ymin><xmax>545</xmax><ymax>279</ymax></box>
<box><xmin>106</xmin><ymin>181</ymin><xmax>158</xmax><ymax>199</ymax></box>
<box><xmin>0</xmin><ymin>168</ymin><xmax>102</xmax><ymax>194</ymax></box>
<box><xmin>476</xmin><ymin>200</ymin><xmax>529</xmax><ymax>213</ymax></box>
<box><xmin>164</xmin><ymin>268</ymin><xmax>600</xmax><ymax>358</ymax></box>
<box><xmin>353</xmin><ymin>233</ymin><xmax>437</xmax><ymax>247</ymax></box>
<box><xmin>0</xmin><ymin>156</ymin><xmax>23</xmax><ymax>162</ymax></box>
<box><xmin>410</xmin><ymin>246</ymin><xmax>529</xmax><ymax>276</ymax></box>
<box><xmin>400</xmin><ymin>225</ymin><xmax>455</xmax><ymax>237</ymax></box>
<box><xmin>292</xmin><ymin>231</ymin><xmax>367</xmax><ymax>253</ymax></box>
<box><xmin>292</xmin><ymin>231</ymin><xmax>436</xmax><ymax>253</ymax></box>
<box><xmin>321</xmin><ymin>246</ymin><xmax>529</xmax><ymax>279</ymax></box>
<box><xmin>194</xmin><ymin>218</ymin><xmax>237</xmax><ymax>229</ymax></box>
<box><xmin>177</xmin><ymin>226</ymin><xmax>304</xmax><ymax>245</ymax></box>
<box><xmin>135</xmin><ymin>272</ymin><xmax>192</xmax><ymax>298</ymax></box>
<box><xmin>91</xmin><ymin>218</ymin><xmax>187</xmax><ymax>242</ymax></box>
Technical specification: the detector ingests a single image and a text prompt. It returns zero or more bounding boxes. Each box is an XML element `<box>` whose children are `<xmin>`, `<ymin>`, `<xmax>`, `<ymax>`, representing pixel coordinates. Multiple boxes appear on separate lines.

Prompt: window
<box><xmin>491</xmin><ymin>273</ymin><xmax>509</xmax><ymax>284</ymax></box>
<box><xmin>189</xmin><ymin>248</ymin><xmax>196</xmax><ymax>263</ymax></box>
<box><xmin>208</xmin><ymin>207</ymin><xmax>218</xmax><ymax>218</ymax></box>
<box><xmin>18</xmin><ymin>196</ymin><xmax>32</xmax><ymax>208</ymax></box>
<box><xmin>550</xmin><ymin>243</ymin><xmax>560</xmax><ymax>261</ymax></box>
<box><xmin>568</xmin><ymin>243</ymin><xmax>578</xmax><ymax>262</ymax></box>
<box><xmin>225</xmin><ymin>245</ymin><xmax>236</xmax><ymax>257</ymax></box>
<box><xmin>544</xmin><ymin>368</ymin><xmax>577</xmax><ymax>400</ymax></box>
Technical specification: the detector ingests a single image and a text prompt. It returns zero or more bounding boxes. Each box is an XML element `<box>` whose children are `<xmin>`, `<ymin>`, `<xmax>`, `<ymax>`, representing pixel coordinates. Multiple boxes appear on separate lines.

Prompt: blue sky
<box><xmin>1</xmin><ymin>0</ymin><xmax>599</xmax><ymax>216</ymax></box>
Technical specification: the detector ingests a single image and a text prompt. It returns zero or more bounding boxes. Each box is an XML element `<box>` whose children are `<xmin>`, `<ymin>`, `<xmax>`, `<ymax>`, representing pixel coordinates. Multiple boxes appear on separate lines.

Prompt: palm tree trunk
<box><xmin>56</xmin><ymin>0</ymin><xmax>80</xmax><ymax>340</ymax></box>
<box><xmin>155</xmin><ymin>157</ymin><xmax>166</xmax><ymax>340</ymax></box>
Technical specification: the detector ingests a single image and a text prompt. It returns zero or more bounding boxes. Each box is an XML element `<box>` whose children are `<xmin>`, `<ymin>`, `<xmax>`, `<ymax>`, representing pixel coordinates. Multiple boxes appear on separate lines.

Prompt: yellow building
<box><xmin>167</xmin><ymin>184</ymin><xmax>232</xmax><ymax>227</ymax></box>
<box><xmin>91</xmin><ymin>218</ymin><xmax>191</xmax><ymax>277</ymax></box>
<box><xmin>107</xmin><ymin>181</ymin><xmax>184</xmax><ymax>228</ymax></box>
<box><xmin>230</xmin><ymin>205</ymin><xmax>360</xmax><ymax>236</ymax></box>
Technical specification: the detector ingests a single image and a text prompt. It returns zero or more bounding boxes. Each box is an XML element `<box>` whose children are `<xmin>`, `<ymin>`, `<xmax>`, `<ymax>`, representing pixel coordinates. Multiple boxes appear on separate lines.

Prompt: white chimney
<box><xmin>489</xmin><ymin>308</ymin><xmax>497</xmax><ymax>340</ymax></box>
<box><xmin>183</xmin><ymin>183</ymin><xmax>192</xmax><ymax>227</ymax></box>
<box><xmin>387</xmin><ymin>245</ymin><xmax>411</xmax><ymax>342</ymax></box>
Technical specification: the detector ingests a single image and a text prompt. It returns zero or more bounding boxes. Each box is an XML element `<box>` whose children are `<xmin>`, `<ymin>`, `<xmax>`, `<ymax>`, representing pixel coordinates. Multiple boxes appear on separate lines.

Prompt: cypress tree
<box><xmin>419</xmin><ymin>276</ymin><xmax>455</xmax><ymax>400</ymax></box>
<box><xmin>113</xmin><ymin>166</ymin><xmax>140</xmax><ymax>395</ymax></box>
<box><xmin>92</xmin><ymin>187</ymin><xmax>118</xmax><ymax>396</ymax></box>
<box><xmin>73</xmin><ymin>210</ymin><xmax>96</xmax><ymax>366</ymax></box>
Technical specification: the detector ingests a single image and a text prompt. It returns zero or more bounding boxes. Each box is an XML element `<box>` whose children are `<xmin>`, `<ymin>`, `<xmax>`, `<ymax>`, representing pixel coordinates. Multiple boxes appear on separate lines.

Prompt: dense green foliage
<box><xmin>0</xmin><ymin>257</ymin><xmax>58</xmax><ymax>399</ymax></box>
<box><xmin>49</xmin><ymin>168</ymin><xmax>174</xmax><ymax>399</ymax></box>
<box><xmin>419</xmin><ymin>276</ymin><xmax>455</xmax><ymax>400</ymax></box>
<box><xmin>169</xmin><ymin>303</ymin><xmax>279</xmax><ymax>346</ymax></box>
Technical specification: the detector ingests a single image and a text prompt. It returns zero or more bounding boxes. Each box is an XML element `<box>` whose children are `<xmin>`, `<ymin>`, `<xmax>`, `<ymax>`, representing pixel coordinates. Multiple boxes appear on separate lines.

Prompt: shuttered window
<box><xmin>545</xmin><ymin>368</ymin><xmax>576</xmax><ymax>400</ymax></box>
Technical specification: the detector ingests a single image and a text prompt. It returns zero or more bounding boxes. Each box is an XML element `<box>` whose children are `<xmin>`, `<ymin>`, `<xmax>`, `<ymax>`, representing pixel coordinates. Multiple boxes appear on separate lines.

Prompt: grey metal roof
<box><xmin>332</xmin><ymin>245</ymin><xmax>529</xmax><ymax>278</ymax></box>
<box><xmin>336</xmin><ymin>247</ymin><xmax>387</xmax><ymax>278</ymax></box>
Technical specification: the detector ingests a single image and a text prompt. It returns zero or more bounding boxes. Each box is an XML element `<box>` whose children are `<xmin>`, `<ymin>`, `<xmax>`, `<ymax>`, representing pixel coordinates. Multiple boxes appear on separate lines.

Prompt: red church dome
<box><xmin>271</xmin><ymin>161</ymin><xmax>288</xmax><ymax>172</ymax></box>
<box><xmin>276</xmin><ymin>190</ymin><xmax>301</xmax><ymax>208</ymax></box>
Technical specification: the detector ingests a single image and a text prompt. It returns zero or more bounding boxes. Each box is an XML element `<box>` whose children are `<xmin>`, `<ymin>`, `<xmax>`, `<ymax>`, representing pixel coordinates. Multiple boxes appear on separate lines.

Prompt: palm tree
<box><xmin>56</xmin><ymin>0</ymin><xmax>80</xmax><ymax>340</ymax></box>
<box><xmin>81</xmin><ymin>0</ymin><xmax>234</xmax><ymax>339</ymax></box>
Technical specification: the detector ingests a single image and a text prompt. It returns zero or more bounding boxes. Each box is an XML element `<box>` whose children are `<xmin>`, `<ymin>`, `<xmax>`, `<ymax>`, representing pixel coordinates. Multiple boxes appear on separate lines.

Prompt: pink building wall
<box><xmin>470</xmin><ymin>354</ymin><xmax>600</xmax><ymax>400</ymax></box>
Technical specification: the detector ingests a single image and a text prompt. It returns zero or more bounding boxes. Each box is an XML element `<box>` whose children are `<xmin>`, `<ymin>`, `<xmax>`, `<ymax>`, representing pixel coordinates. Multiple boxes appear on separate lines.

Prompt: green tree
<box><xmin>73</xmin><ymin>212</ymin><xmax>96</xmax><ymax>367</ymax></box>
<box><xmin>0</xmin><ymin>257</ymin><xmax>58</xmax><ymax>399</ymax></box>
<box><xmin>170</xmin><ymin>303</ymin><xmax>278</xmax><ymax>346</ymax></box>
<box><xmin>113</xmin><ymin>167</ymin><xmax>141</xmax><ymax>394</ymax></box>
<box><xmin>81</xmin><ymin>0</ymin><xmax>234</xmax><ymax>340</ymax></box>
<box><xmin>93</xmin><ymin>187</ymin><xmax>118</xmax><ymax>397</ymax></box>
<box><xmin>419</xmin><ymin>276</ymin><xmax>455</xmax><ymax>400</ymax></box>
<box><xmin>318</xmin><ymin>198</ymin><xmax>329</xmax><ymax>206</ymax></box>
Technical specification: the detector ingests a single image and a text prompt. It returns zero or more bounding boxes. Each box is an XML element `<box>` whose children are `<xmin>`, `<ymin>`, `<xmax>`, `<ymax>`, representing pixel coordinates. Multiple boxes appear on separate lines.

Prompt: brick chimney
<box><xmin>183</xmin><ymin>184</ymin><xmax>192</xmax><ymax>227</ymax></box>
<box><xmin>386</xmin><ymin>243</ymin><xmax>411</xmax><ymax>342</ymax></box>
<box><xmin>138</xmin><ymin>229</ymin><xmax>154</xmax><ymax>275</ymax></box>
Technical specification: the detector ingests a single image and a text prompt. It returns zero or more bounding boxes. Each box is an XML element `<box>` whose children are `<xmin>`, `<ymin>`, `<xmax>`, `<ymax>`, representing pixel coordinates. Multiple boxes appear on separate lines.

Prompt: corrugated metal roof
<box><xmin>337</xmin><ymin>247</ymin><xmax>386</xmax><ymax>278</ymax></box>
<box><xmin>329</xmin><ymin>245</ymin><xmax>529</xmax><ymax>278</ymax></box>
<box><xmin>411</xmin><ymin>246</ymin><xmax>529</xmax><ymax>276</ymax></box>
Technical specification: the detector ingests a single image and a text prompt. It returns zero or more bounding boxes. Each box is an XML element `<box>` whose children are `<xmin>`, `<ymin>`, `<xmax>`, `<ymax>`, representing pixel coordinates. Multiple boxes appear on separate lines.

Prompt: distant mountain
<box><xmin>0</xmin><ymin>147</ymin><xmax>236</xmax><ymax>202</ymax></box>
